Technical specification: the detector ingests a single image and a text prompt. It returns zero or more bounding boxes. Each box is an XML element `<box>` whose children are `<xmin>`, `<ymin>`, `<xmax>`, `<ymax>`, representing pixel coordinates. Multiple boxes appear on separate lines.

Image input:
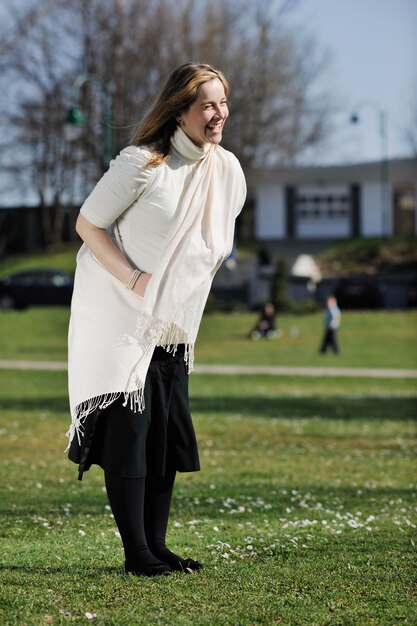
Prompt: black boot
<box><xmin>144</xmin><ymin>472</ymin><xmax>203</xmax><ymax>574</ymax></box>
<box><xmin>104</xmin><ymin>472</ymin><xmax>172</xmax><ymax>577</ymax></box>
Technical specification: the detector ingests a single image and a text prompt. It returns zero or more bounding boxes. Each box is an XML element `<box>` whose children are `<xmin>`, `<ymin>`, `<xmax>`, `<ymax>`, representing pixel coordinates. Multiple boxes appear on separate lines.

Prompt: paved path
<box><xmin>0</xmin><ymin>359</ymin><xmax>416</xmax><ymax>379</ymax></box>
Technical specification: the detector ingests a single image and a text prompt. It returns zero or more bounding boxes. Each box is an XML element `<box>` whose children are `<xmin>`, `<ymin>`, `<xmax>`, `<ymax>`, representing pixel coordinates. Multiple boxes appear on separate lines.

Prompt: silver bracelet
<box><xmin>126</xmin><ymin>269</ymin><xmax>142</xmax><ymax>290</ymax></box>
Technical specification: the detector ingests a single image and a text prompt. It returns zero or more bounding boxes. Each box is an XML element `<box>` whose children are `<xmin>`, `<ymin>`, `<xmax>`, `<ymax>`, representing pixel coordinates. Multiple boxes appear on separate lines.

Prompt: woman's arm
<box><xmin>76</xmin><ymin>213</ymin><xmax>151</xmax><ymax>297</ymax></box>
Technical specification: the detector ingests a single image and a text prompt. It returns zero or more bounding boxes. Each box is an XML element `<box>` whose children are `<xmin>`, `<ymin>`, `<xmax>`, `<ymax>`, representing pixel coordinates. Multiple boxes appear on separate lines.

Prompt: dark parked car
<box><xmin>333</xmin><ymin>275</ymin><xmax>383</xmax><ymax>309</ymax></box>
<box><xmin>0</xmin><ymin>268</ymin><xmax>74</xmax><ymax>309</ymax></box>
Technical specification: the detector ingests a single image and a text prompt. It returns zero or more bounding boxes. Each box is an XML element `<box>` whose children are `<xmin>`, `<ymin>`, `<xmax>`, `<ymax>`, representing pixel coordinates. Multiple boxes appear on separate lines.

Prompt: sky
<box><xmin>287</xmin><ymin>0</ymin><xmax>417</xmax><ymax>165</ymax></box>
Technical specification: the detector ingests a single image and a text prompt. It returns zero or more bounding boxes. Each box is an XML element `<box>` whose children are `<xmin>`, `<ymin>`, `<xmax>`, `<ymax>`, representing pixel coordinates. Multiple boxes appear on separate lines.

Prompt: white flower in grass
<box><xmin>174</xmin><ymin>522</ymin><xmax>182</xmax><ymax>528</ymax></box>
<box><xmin>347</xmin><ymin>519</ymin><xmax>361</xmax><ymax>528</ymax></box>
<box><xmin>79</xmin><ymin>530</ymin><xmax>86</xmax><ymax>536</ymax></box>
<box><xmin>85</xmin><ymin>612</ymin><xmax>97</xmax><ymax>620</ymax></box>
<box><xmin>213</xmin><ymin>526</ymin><xmax>219</xmax><ymax>532</ymax></box>
<box><xmin>246</xmin><ymin>545</ymin><xmax>253</xmax><ymax>551</ymax></box>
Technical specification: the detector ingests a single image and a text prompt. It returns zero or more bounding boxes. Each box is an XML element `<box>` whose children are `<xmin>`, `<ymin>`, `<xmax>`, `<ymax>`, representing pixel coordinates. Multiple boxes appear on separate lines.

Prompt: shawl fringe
<box><xmin>134</xmin><ymin>310</ymin><xmax>195</xmax><ymax>373</ymax></box>
<box><xmin>66</xmin><ymin>311</ymin><xmax>195</xmax><ymax>449</ymax></box>
<box><xmin>65</xmin><ymin>387</ymin><xmax>148</xmax><ymax>451</ymax></box>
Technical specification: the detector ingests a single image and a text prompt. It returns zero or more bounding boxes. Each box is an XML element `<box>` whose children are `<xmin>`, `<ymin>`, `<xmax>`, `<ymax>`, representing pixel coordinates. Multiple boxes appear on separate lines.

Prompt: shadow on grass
<box><xmin>0</xmin><ymin>395</ymin><xmax>416</xmax><ymax>421</ymax></box>
<box><xmin>0</xmin><ymin>397</ymin><xmax>69</xmax><ymax>413</ymax></box>
<box><xmin>0</xmin><ymin>564</ymin><xmax>123</xmax><ymax>577</ymax></box>
<box><xmin>190</xmin><ymin>396</ymin><xmax>417</xmax><ymax>420</ymax></box>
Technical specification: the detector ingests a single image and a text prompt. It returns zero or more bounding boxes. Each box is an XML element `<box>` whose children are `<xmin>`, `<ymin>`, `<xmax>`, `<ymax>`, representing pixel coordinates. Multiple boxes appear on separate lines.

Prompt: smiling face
<box><xmin>178</xmin><ymin>77</ymin><xmax>229</xmax><ymax>147</ymax></box>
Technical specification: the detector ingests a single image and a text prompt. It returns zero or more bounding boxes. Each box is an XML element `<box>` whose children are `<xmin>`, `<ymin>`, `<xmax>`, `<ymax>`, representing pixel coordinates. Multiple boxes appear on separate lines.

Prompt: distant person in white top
<box><xmin>319</xmin><ymin>295</ymin><xmax>341</xmax><ymax>354</ymax></box>
<box><xmin>66</xmin><ymin>63</ymin><xmax>246</xmax><ymax>577</ymax></box>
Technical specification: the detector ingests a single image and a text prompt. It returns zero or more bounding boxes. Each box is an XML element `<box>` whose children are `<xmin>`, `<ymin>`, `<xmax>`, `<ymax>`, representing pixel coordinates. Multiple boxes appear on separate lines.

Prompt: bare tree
<box><xmin>0</xmin><ymin>1</ymin><xmax>82</xmax><ymax>245</ymax></box>
<box><xmin>0</xmin><ymin>0</ymin><xmax>66</xmax><ymax>67</ymax></box>
<box><xmin>0</xmin><ymin>0</ymin><xmax>335</xmax><ymax>245</ymax></box>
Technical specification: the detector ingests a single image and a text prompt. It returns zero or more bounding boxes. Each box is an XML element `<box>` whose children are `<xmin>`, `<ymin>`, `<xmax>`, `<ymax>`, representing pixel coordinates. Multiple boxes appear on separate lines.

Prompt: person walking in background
<box><xmin>66</xmin><ymin>63</ymin><xmax>246</xmax><ymax>577</ymax></box>
<box><xmin>320</xmin><ymin>295</ymin><xmax>341</xmax><ymax>354</ymax></box>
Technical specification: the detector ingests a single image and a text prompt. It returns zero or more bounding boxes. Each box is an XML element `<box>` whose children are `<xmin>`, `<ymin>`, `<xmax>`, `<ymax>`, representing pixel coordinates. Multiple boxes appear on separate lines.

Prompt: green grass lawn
<box><xmin>0</xmin><ymin>244</ymin><xmax>79</xmax><ymax>277</ymax></box>
<box><xmin>197</xmin><ymin>311</ymin><xmax>417</xmax><ymax>369</ymax></box>
<box><xmin>0</xmin><ymin>247</ymin><xmax>416</xmax><ymax>623</ymax></box>
<box><xmin>0</xmin><ymin>369</ymin><xmax>416</xmax><ymax>626</ymax></box>
<box><xmin>0</xmin><ymin>307</ymin><xmax>417</xmax><ymax>368</ymax></box>
<box><xmin>1</xmin><ymin>243</ymin><xmax>416</xmax><ymax>369</ymax></box>
<box><xmin>1</xmin><ymin>307</ymin><xmax>416</xmax><ymax>370</ymax></box>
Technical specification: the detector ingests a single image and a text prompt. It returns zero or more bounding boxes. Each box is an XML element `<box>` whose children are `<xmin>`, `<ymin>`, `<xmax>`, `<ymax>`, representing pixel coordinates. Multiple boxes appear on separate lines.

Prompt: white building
<box><xmin>247</xmin><ymin>158</ymin><xmax>417</xmax><ymax>241</ymax></box>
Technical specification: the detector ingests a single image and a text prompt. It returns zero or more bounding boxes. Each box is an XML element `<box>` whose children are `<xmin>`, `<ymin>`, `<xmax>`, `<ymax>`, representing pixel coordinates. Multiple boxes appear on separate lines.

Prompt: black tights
<box><xmin>104</xmin><ymin>470</ymin><xmax>186</xmax><ymax>571</ymax></box>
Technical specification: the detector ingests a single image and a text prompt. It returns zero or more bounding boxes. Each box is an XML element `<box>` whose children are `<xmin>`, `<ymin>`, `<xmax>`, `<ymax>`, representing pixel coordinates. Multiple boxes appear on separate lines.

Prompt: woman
<box><xmin>66</xmin><ymin>63</ymin><xmax>246</xmax><ymax>577</ymax></box>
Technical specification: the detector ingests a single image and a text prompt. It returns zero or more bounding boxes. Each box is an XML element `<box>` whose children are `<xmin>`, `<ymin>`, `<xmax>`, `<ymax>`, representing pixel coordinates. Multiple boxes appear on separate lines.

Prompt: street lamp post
<box><xmin>66</xmin><ymin>74</ymin><xmax>114</xmax><ymax>169</ymax></box>
<box><xmin>350</xmin><ymin>100</ymin><xmax>389</xmax><ymax>236</ymax></box>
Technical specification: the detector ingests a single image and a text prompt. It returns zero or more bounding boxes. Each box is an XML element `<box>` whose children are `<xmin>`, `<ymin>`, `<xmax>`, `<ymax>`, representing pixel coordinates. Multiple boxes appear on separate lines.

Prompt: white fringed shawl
<box><xmin>67</xmin><ymin>138</ymin><xmax>246</xmax><ymax>446</ymax></box>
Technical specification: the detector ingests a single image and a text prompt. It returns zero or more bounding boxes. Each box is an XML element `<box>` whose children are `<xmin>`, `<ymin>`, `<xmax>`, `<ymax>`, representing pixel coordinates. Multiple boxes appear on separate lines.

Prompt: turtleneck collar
<box><xmin>170</xmin><ymin>126</ymin><xmax>211</xmax><ymax>164</ymax></box>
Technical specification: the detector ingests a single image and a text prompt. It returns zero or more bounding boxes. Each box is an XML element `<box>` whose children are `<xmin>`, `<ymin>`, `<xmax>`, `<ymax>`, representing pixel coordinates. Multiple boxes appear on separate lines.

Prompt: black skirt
<box><xmin>68</xmin><ymin>345</ymin><xmax>200</xmax><ymax>480</ymax></box>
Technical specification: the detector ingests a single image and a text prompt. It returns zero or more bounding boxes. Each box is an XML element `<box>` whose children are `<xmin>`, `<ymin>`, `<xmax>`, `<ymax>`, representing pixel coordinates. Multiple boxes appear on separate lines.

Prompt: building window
<box><xmin>294</xmin><ymin>185</ymin><xmax>352</xmax><ymax>238</ymax></box>
<box><xmin>296</xmin><ymin>193</ymin><xmax>350</xmax><ymax>219</ymax></box>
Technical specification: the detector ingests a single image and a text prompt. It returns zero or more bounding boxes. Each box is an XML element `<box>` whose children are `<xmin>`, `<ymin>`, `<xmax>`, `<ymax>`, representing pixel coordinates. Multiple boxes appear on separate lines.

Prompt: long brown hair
<box><xmin>130</xmin><ymin>63</ymin><xmax>229</xmax><ymax>167</ymax></box>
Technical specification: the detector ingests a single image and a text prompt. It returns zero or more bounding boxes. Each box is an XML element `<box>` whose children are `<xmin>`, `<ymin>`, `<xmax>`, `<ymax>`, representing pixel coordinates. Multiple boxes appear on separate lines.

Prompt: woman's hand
<box><xmin>132</xmin><ymin>272</ymin><xmax>152</xmax><ymax>298</ymax></box>
<box><xmin>76</xmin><ymin>213</ymin><xmax>150</xmax><ymax>291</ymax></box>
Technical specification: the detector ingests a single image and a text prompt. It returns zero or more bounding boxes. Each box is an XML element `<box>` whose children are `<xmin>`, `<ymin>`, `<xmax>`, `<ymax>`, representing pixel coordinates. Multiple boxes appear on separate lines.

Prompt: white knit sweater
<box><xmin>80</xmin><ymin>129</ymin><xmax>211</xmax><ymax>273</ymax></box>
